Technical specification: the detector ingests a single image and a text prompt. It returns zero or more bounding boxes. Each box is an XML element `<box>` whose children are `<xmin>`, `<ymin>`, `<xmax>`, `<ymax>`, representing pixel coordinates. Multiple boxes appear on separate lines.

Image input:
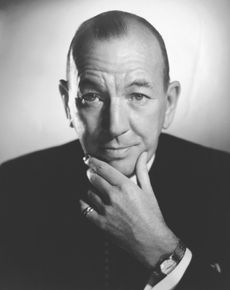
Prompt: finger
<box><xmin>136</xmin><ymin>153</ymin><xmax>161</xmax><ymax>210</ymax></box>
<box><xmin>79</xmin><ymin>199</ymin><xmax>98</xmax><ymax>218</ymax></box>
<box><xmin>86</xmin><ymin>189</ymin><xmax>106</xmax><ymax>215</ymax></box>
<box><xmin>84</xmin><ymin>156</ymin><xmax>127</xmax><ymax>186</ymax></box>
<box><xmin>79</xmin><ymin>200</ymin><xmax>105</xmax><ymax>227</ymax></box>
<box><xmin>86</xmin><ymin>169</ymin><xmax>112</xmax><ymax>204</ymax></box>
<box><xmin>135</xmin><ymin>151</ymin><xmax>153</xmax><ymax>194</ymax></box>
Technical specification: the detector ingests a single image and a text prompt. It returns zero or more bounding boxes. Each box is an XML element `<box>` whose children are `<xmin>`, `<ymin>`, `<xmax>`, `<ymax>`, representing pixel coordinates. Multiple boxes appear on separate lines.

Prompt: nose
<box><xmin>104</xmin><ymin>98</ymin><xmax>129</xmax><ymax>138</ymax></box>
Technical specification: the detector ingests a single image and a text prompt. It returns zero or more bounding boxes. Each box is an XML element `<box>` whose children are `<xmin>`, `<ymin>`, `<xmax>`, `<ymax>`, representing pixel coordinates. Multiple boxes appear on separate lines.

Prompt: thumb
<box><xmin>136</xmin><ymin>151</ymin><xmax>152</xmax><ymax>193</ymax></box>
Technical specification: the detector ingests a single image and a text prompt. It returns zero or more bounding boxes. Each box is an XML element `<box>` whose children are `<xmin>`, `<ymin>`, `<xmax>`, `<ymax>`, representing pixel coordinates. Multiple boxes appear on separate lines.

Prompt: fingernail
<box><xmin>86</xmin><ymin>168</ymin><xmax>95</xmax><ymax>179</ymax></box>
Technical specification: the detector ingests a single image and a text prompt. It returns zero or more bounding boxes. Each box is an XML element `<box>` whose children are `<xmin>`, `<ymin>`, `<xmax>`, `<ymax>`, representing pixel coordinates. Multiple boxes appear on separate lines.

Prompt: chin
<box><xmin>107</xmin><ymin>159</ymin><xmax>136</xmax><ymax>177</ymax></box>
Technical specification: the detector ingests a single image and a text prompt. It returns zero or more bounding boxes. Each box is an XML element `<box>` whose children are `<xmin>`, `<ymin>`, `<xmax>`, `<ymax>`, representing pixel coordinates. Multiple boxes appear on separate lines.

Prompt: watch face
<box><xmin>160</xmin><ymin>258</ymin><xmax>177</xmax><ymax>275</ymax></box>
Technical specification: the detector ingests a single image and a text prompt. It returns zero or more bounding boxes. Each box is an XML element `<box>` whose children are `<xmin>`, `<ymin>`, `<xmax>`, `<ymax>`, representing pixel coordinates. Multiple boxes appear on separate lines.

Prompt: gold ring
<box><xmin>81</xmin><ymin>206</ymin><xmax>94</xmax><ymax>217</ymax></box>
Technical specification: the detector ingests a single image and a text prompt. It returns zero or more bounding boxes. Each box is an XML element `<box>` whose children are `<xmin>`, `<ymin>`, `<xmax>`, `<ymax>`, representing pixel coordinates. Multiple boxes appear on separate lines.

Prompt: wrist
<box><xmin>147</xmin><ymin>239</ymin><xmax>187</xmax><ymax>286</ymax></box>
<box><xmin>143</xmin><ymin>230</ymin><xmax>179</xmax><ymax>269</ymax></box>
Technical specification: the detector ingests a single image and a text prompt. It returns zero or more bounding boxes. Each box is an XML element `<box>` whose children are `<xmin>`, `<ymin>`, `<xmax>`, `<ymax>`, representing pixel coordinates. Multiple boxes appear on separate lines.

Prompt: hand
<box><xmin>80</xmin><ymin>152</ymin><xmax>178</xmax><ymax>268</ymax></box>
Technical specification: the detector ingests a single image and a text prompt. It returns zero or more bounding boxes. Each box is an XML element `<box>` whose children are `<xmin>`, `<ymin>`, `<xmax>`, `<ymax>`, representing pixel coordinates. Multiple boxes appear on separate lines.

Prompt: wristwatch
<box><xmin>148</xmin><ymin>240</ymin><xmax>186</xmax><ymax>286</ymax></box>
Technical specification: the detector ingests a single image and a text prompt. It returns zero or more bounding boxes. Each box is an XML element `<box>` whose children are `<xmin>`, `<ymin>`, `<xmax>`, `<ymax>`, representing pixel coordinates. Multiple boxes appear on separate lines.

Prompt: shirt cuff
<box><xmin>144</xmin><ymin>248</ymin><xmax>192</xmax><ymax>290</ymax></box>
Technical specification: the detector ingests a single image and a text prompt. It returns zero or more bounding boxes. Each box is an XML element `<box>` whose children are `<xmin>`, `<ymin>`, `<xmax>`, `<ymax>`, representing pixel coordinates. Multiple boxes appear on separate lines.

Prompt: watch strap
<box><xmin>148</xmin><ymin>240</ymin><xmax>186</xmax><ymax>286</ymax></box>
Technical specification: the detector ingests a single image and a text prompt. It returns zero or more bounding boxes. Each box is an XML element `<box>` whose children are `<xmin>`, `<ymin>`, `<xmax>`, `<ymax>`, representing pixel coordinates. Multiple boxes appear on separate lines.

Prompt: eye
<box><xmin>78</xmin><ymin>93</ymin><xmax>102</xmax><ymax>105</ymax></box>
<box><xmin>129</xmin><ymin>93</ymin><xmax>149</xmax><ymax>104</ymax></box>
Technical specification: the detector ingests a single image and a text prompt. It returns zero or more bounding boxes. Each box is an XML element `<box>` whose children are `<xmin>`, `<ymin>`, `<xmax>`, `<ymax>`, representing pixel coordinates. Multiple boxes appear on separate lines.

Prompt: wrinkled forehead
<box><xmin>68</xmin><ymin>25</ymin><xmax>164</xmax><ymax>85</ymax></box>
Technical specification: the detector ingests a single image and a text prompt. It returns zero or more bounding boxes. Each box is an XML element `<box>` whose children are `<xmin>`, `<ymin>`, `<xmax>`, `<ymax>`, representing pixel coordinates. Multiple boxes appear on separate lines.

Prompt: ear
<box><xmin>59</xmin><ymin>79</ymin><xmax>73</xmax><ymax>128</ymax></box>
<box><xmin>163</xmin><ymin>81</ymin><xmax>181</xmax><ymax>129</ymax></box>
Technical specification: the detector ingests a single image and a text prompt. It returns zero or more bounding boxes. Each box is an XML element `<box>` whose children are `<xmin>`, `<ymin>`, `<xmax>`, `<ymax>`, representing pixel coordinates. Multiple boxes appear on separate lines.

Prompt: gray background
<box><xmin>0</xmin><ymin>0</ymin><xmax>230</xmax><ymax>163</ymax></box>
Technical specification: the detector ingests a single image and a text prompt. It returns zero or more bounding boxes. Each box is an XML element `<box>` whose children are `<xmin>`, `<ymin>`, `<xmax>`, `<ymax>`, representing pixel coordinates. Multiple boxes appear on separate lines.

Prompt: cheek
<box><xmin>68</xmin><ymin>95</ymin><xmax>102</xmax><ymax>143</ymax></box>
<box><xmin>131</xmin><ymin>103</ymin><xmax>166</xmax><ymax>147</ymax></box>
<box><xmin>72</xmin><ymin>108</ymin><xmax>102</xmax><ymax>141</ymax></box>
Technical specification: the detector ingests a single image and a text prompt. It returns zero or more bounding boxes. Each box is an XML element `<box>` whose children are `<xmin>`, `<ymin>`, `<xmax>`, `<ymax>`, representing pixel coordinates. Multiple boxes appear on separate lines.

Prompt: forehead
<box><xmin>70</xmin><ymin>25</ymin><xmax>164</xmax><ymax>86</ymax></box>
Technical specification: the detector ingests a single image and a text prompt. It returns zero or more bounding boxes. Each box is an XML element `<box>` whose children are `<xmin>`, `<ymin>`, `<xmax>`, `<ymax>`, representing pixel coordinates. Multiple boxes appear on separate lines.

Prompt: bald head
<box><xmin>67</xmin><ymin>10</ymin><xmax>170</xmax><ymax>90</ymax></box>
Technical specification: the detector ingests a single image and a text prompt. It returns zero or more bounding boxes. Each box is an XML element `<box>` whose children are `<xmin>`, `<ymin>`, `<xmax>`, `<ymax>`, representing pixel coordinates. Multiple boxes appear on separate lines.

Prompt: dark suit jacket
<box><xmin>1</xmin><ymin>134</ymin><xmax>229</xmax><ymax>290</ymax></box>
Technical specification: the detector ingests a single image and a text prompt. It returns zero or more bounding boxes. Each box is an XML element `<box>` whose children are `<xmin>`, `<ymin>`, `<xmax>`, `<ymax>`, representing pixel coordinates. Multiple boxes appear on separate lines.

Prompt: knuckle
<box><xmin>119</xmin><ymin>181</ymin><xmax>131</xmax><ymax>193</ymax></box>
<box><xmin>94</xmin><ymin>163</ymin><xmax>105</xmax><ymax>174</ymax></box>
<box><xmin>109</xmin><ymin>185</ymin><xmax>119</xmax><ymax>201</ymax></box>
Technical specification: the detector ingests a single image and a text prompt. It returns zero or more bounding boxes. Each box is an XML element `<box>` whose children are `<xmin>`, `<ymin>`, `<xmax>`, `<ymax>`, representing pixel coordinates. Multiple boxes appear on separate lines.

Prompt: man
<box><xmin>1</xmin><ymin>10</ymin><xmax>229</xmax><ymax>290</ymax></box>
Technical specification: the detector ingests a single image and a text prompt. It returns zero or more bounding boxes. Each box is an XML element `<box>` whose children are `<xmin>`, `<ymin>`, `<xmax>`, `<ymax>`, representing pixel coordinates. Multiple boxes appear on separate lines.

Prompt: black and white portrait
<box><xmin>0</xmin><ymin>1</ymin><xmax>229</xmax><ymax>289</ymax></box>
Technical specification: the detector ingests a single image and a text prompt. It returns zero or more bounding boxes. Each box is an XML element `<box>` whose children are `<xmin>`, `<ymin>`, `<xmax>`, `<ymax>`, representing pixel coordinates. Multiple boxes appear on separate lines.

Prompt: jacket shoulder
<box><xmin>1</xmin><ymin>140</ymin><xmax>83</xmax><ymax>178</ymax></box>
<box><xmin>158</xmin><ymin>133</ymin><xmax>230</xmax><ymax>171</ymax></box>
<box><xmin>0</xmin><ymin>140</ymin><xmax>85</xmax><ymax>222</ymax></box>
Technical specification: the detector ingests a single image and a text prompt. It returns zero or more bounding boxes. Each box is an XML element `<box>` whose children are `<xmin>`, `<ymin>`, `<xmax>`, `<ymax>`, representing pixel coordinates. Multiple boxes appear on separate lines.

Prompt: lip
<box><xmin>104</xmin><ymin>146</ymin><xmax>130</xmax><ymax>150</ymax></box>
<box><xmin>99</xmin><ymin>145</ymin><xmax>134</xmax><ymax>159</ymax></box>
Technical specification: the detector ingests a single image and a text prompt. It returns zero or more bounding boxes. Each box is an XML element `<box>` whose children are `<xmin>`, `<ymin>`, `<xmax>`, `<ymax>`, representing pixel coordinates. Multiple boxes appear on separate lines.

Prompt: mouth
<box><xmin>99</xmin><ymin>145</ymin><xmax>134</xmax><ymax>159</ymax></box>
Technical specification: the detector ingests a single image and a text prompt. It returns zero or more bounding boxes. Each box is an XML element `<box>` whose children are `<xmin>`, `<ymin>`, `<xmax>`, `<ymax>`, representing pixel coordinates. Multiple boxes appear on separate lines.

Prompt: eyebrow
<box><xmin>127</xmin><ymin>80</ymin><xmax>153</xmax><ymax>89</ymax></box>
<box><xmin>79</xmin><ymin>78</ymin><xmax>153</xmax><ymax>90</ymax></box>
<box><xmin>79</xmin><ymin>78</ymin><xmax>103</xmax><ymax>90</ymax></box>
